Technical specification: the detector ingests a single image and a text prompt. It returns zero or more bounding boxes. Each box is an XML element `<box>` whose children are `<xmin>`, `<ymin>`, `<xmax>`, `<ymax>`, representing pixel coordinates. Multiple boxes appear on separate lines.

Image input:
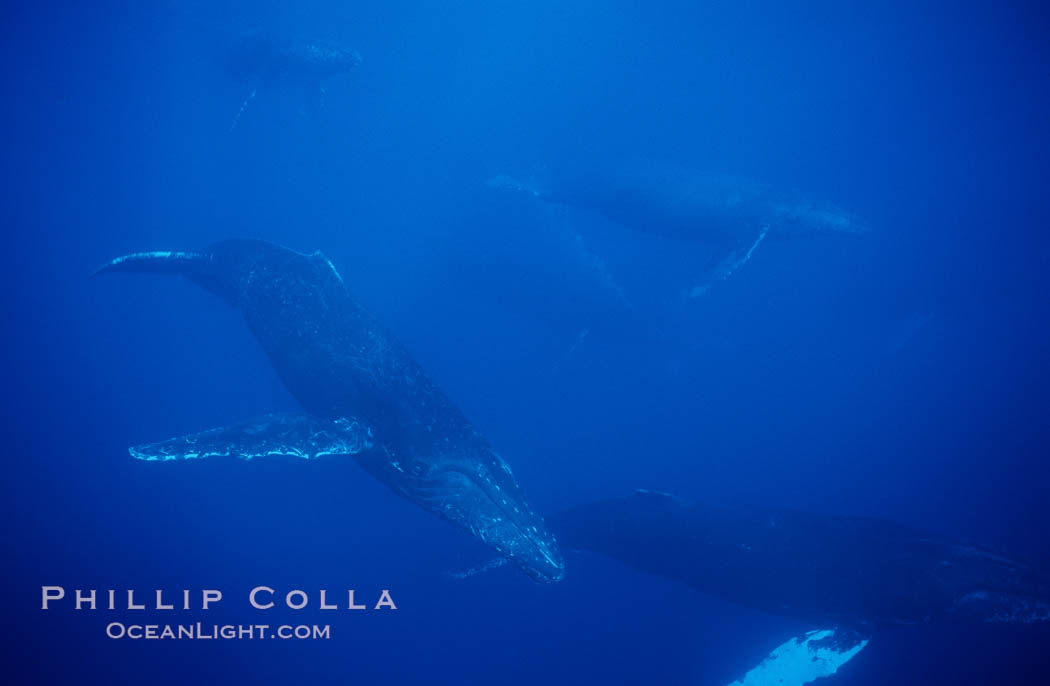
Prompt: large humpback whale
<box><xmin>227</xmin><ymin>34</ymin><xmax>361</xmax><ymax>129</ymax></box>
<box><xmin>96</xmin><ymin>239</ymin><xmax>564</xmax><ymax>583</ymax></box>
<box><xmin>491</xmin><ymin>162</ymin><xmax>868</xmax><ymax>296</ymax></box>
<box><xmin>549</xmin><ymin>490</ymin><xmax>1050</xmax><ymax>684</ymax></box>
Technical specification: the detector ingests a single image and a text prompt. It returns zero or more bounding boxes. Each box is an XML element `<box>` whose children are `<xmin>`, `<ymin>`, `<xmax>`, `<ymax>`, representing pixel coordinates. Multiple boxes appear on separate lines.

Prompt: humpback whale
<box><xmin>491</xmin><ymin>162</ymin><xmax>868</xmax><ymax>296</ymax></box>
<box><xmin>227</xmin><ymin>34</ymin><xmax>361</xmax><ymax>129</ymax></box>
<box><xmin>549</xmin><ymin>490</ymin><xmax>1050</xmax><ymax>684</ymax></box>
<box><xmin>96</xmin><ymin>239</ymin><xmax>564</xmax><ymax>583</ymax></box>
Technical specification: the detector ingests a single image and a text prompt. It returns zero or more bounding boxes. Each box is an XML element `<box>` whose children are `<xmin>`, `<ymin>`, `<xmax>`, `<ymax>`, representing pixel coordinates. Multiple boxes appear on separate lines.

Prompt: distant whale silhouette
<box><xmin>227</xmin><ymin>34</ymin><xmax>361</xmax><ymax>129</ymax></box>
<box><xmin>96</xmin><ymin>239</ymin><xmax>564</xmax><ymax>583</ymax></box>
<box><xmin>549</xmin><ymin>490</ymin><xmax>1050</xmax><ymax>684</ymax></box>
<box><xmin>491</xmin><ymin>162</ymin><xmax>868</xmax><ymax>296</ymax></box>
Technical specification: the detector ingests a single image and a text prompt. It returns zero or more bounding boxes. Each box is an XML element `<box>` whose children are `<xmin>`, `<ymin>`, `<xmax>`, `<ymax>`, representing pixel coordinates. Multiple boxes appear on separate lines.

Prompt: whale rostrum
<box><xmin>97</xmin><ymin>239</ymin><xmax>564</xmax><ymax>583</ymax></box>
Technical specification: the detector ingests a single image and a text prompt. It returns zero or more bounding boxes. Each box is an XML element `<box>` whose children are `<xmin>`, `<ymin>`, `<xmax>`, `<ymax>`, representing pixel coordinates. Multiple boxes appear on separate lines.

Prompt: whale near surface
<box><xmin>491</xmin><ymin>162</ymin><xmax>868</xmax><ymax>296</ymax></box>
<box><xmin>538</xmin><ymin>163</ymin><xmax>869</xmax><ymax>242</ymax></box>
<box><xmin>226</xmin><ymin>34</ymin><xmax>361</xmax><ymax>129</ymax></box>
<box><xmin>228</xmin><ymin>34</ymin><xmax>362</xmax><ymax>86</ymax></box>
<box><xmin>97</xmin><ymin>239</ymin><xmax>564</xmax><ymax>583</ymax></box>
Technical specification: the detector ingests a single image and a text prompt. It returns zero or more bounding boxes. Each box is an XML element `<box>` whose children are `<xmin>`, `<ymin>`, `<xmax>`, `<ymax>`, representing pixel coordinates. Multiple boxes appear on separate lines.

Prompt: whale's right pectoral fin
<box><xmin>229</xmin><ymin>87</ymin><xmax>258</xmax><ymax>132</ymax></box>
<box><xmin>688</xmin><ymin>225</ymin><xmax>769</xmax><ymax>298</ymax></box>
<box><xmin>129</xmin><ymin>412</ymin><xmax>374</xmax><ymax>462</ymax></box>
<box><xmin>727</xmin><ymin>628</ymin><xmax>869</xmax><ymax>686</ymax></box>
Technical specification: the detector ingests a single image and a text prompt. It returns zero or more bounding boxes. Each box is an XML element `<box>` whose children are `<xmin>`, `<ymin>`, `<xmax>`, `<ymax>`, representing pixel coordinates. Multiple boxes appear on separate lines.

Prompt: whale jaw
<box><xmin>437</xmin><ymin>457</ymin><xmax>564</xmax><ymax>584</ymax></box>
<box><xmin>357</xmin><ymin>443</ymin><xmax>565</xmax><ymax>584</ymax></box>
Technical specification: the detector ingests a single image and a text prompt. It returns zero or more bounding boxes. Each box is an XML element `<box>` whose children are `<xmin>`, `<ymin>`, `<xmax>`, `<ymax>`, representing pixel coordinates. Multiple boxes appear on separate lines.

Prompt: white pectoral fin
<box><xmin>446</xmin><ymin>557</ymin><xmax>509</xmax><ymax>580</ymax></box>
<box><xmin>229</xmin><ymin>87</ymin><xmax>257</xmax><ymax>132</ymax></box>
<box><xmin>689</xmin><ymin>225</ymin><xmax>770</xmax><ymax>298</ymax></box>
<box><xmin>728</xmin><ymin>628</ymin><xmax>869</xmax><ymax>686</ymax></box>
<box><xmin>129</xmin><ymin>412</ymin><xmax>373</xmax><ymax>462</ymax></box>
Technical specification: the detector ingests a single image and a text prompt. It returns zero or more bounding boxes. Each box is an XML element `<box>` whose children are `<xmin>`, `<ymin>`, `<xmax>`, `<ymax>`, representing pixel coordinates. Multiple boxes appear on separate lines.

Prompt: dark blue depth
<box><xmin>3</xmin><ymin>1</ymin><xmax>1049</xmax><ymax>684</ymax></box>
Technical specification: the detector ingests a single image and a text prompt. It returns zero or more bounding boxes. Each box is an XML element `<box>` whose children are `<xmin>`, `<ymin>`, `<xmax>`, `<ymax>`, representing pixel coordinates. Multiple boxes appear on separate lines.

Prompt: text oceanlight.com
<box><xmin>105</xmin><ymin>622</ymin><xmax>331</xmax><ymax>640</ymax></box>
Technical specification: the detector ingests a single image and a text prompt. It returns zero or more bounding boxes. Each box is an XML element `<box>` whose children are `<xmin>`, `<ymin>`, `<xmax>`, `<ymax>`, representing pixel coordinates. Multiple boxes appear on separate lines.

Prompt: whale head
<box><xmin>293</xmin><ymin>40</ymin><xmax>362</xmax><ymax>77</ymax></box>
<box><xmin>770</xmin><ymin>202</ymin><xmax>871</xmax><ymax>237</ymax></box>
<box><xmin>358</xmin><ymin>441</ymin><xmax>565</xmax><ymax>584</ymax></box>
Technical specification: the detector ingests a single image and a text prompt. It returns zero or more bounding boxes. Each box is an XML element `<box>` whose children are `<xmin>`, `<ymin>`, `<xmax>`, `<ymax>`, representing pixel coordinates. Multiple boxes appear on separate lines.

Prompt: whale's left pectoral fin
<box><xmin>727</xmin><ymin>628</ymin><xmax>869</xmax><ymax>686</ymax></box>
<box><xmin>129</xmin><ymin>412</ymin><xmax>373</xmax><ymax>462</ymax></box>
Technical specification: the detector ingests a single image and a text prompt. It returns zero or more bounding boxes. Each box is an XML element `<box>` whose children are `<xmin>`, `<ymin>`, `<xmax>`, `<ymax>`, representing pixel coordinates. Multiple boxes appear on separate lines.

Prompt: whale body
<box><xmin>543</xmin><ymin>165</ymin><xmax>868</xmax><ymax>241</ymax></box>
<box><xmin>551</xmin><ymin>490</ymin><xmax>1050</xmax><ymax>626</ymax></box>
<box><xmin>228</xmin><ymin>34</ymin><xmax>362</xmax><ymax>85</ymax></box>
<box><xmin>492</xmin><ymin>162</ymin><xmax>868</xmax><ymax>296</ymax></box>
<box><xmin>97</xmin><ymin>239</ymin><xmax>564</xmax><ymax>583</ymax></box>
<box><xmin>226</xmin><ymin>34</ymin><xmax>361</xmax><ymax>129</ymax></box>
<box><xmin>548</xmin><ymin>490</ymin><xmax>1049</xmax><ymax>684</ymax></box>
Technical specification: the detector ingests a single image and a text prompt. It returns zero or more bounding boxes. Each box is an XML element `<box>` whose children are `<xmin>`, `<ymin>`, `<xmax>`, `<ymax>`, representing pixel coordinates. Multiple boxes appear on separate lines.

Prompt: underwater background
<box><xmin>3</xmin><ymin>1</ymin><xmax>1049</xmax><ymax>683</ymax></box>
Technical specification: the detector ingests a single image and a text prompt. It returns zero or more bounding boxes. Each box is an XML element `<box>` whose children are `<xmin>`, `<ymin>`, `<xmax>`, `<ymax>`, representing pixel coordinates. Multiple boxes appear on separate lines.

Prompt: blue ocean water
<box><xmin>3</xmin><ymin>1</ymin><xmax>1049</xmax><ymax>683</ymax></box>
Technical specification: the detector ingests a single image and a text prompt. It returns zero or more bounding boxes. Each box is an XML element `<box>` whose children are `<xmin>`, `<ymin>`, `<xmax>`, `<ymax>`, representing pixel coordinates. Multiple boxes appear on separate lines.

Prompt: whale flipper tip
<box><xmin>93</xmin><ymin>251</ymin><xmax>209</xmax><ymax>278</ymax></box>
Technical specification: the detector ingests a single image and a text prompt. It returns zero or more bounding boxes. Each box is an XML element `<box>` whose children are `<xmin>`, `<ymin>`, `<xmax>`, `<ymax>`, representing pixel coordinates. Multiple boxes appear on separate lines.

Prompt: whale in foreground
<box><xmin>96</xmin><ymin>239</ymin><xmax>564</xmax><ymax>583</ymax></box>
<box><xmin>491</xmin><ymin>162</ymin><xmax>868</xmax><ymax>296</ymax></box>
<box><xmin>549</xmin><ymin>490</ymin><xmax>1049</xmax><ymax>684</ymax></box>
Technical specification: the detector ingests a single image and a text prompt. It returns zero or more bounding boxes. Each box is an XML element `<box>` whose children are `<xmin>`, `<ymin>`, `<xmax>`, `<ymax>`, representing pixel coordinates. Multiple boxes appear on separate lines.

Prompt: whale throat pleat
<box><xmin>129</xmin><ymin>412</ymin><xmax>373</xmax><ymax>462</ymax></box>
